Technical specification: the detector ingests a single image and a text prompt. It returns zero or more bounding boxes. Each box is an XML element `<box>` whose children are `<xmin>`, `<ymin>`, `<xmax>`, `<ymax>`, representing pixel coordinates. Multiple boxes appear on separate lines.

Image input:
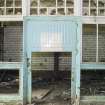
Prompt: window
<box><xmin>30</xmin><ymin>0</ymin><xmax>74</xmax><ymax>16</ymax></box>
<box><xmin>83</xmin><ymin>0</ymin><xmax>105</xmax><ymax>16</ymax></box>
<box><xmin>82</xmin><ymin>24</ymin><xmax>105</xmax><ymax>63</ymax></box>
<box><xmin>0</xmin><ymin>0</ymin><xmax>22</xmax><ymax>15</ymax></box>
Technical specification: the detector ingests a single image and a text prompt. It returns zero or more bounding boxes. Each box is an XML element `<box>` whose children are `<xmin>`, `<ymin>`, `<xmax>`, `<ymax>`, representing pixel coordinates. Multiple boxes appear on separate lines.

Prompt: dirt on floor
<box><xmin>32</xmin><ymin>80</ymin><xmax>71</xmax><ymax>105</ymax></box>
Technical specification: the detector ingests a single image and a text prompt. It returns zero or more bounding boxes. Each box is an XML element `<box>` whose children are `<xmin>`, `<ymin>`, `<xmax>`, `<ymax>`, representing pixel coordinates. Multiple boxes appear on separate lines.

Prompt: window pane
<box><xmin>90</xmin><ymin>0</ymin><xmax>97</xmax><ymax>7</ymax></box>
<box><xmin>40</xmin><ymin>8</ymin><xmax>47</xmax><ymax>15</ymax></box>
<box><xmin>83</xmin><ymin>8</ymin><xmax>89</xmax><ymax>16</ymax></box>
<box><xmin>48</xmin><ymin>8</ymin><xmax>56</xmax><ymax>15</ymax></box>
<box><xmin>67</xmin><ymin>8</ymin><xmax>74</xmax><ymax>15</ymax></box>
<box><xmin>40</xmin><ymin>0</ymin><xmax>56</xmax><ymax>7</ymax></box>
<box><xmin>90</xmin><ymin>8</ymin><xmax>97</xmax><ymax>16</ymax></box>
<box><xmin>0</xmin><ymin>0</ymin><xmax>5</xmax><ymax>7</ymax></box>
<box><xmin>83</xmin><ymin>0</ymin><xmax>89</xmax><ymax>7</ymax></box>
<box><xmin>98</xmin><ymin>9</ymin><xmax>105</xmax><ymax>16</ymax></box>
<box><xmin>98</xmin><ymin>0</ymin><xmax>105</xmax><ymax>7</ymax></box>
<box><xmin>15</xmin><ymin>8</ymin><xmax>22</xmax><ymax>15</ymax></box>
<box><xmin>57</xmin><ymin>0</ymin><xmax>64</xmax><ymax>7</ymax></box>
<box><xmin>31</xmin><ymin>0</ymin><xmax>38</xmax><ymax>7</ymax></box>
<box><xmin>30</xmin><ymin>8</ymin><xmax>37</xmax><ymax>15</ymax></box>
<box><xmin>66</xmin><ymin>0</ymin><xmax>74</xmax><ymax>7</ymax></box>
<box><xmin>15</xmin><ymin>0</ymin><xmax>22</xmax><ymax>7</ymax></box>
<box><xmin>0</xmin><ymin>8</ymin><xmax>4</xmax><ymax>15</ymax></box>
<box><xmin>6</xmin><ymin>0</ymin><xmax>13</xmax><ymax>7</ymax></box>
<box><xmin>6</xmin><ymin>8</ymin><xmax>13</xmax><ymax>15</ymax></box>
<box><xmin>57</xmin><ymin>8</ymin><xmax>65</xmax><ymax>15</ymax></box>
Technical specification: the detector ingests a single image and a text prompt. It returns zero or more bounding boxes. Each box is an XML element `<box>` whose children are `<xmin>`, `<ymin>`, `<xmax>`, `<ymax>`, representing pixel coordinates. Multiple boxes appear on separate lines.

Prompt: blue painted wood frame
<box><xmin>0</xmin><ymin>17</ymin><xmax>27</xmax><ymax>105</ymax></box>
<box><xmin>24</xmin><ymin>16</ymin><xmax>81</xmax><ymax>105</ymax></box>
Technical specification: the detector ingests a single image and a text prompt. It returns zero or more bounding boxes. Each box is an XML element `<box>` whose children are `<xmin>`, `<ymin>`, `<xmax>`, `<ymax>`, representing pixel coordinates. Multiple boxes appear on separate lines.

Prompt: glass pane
<box><xmin>48</xmin><ymin>8</ymin><xmax>56</xmax><ymax>15</ymax></box>
<box><xmin>57</xmin><ymin>8</ymin><xmax>65</xmax><ymax>15</ymax></box>
<box><xmin>57</xmin><ymin>0</ymin><xmax>64</xmax><ymax>7</ymax></box>
<box><xmin>83</xmin><ymin>8</ymin><xmax>89</xmax><ymax>16</ymax></box>
<box><xmin>6</xmin><ymin>8</ymin><xmax>13</xmax><ymax>15</ymax></box>
<box><xmin>40</xmin><ymin>0</ymin><xmax>56</xmax><ymax>7</ymax></box>
<box><xmin>66</xmin><ymin>0</ymin><xmax>74</xmax><ymax>7</ymax></box>
<box><xmin>40</xmin><ymin>8</ymin><xmax>47</xmax><ymax>15</ymax></box>
<box><xmin>82</xmin><ymin>24</ymin><xmax>97</xmax><ymax>62</ymax></box>
<box><xmin>31</xmin><ymin>0</ymin><xmax>37</xmax><ymax>7</ymax></box>
<box><xmin>15</xmin><ymin>8</ymin><xmax>22</xmax><ymax>15</ymax></box>
<box><xmin>90</xmin><ymin>0</ymin><xmax>97</xmax><ymax>7</ymax></box>
<box><xmin>98</xmin><ymin>24</ymin><xmax>105</xmax><ymax>62</ymax></box>
<box><xmin>0</xmin><ymin>8</ymin><xmax>4</xmax><ymax>15</ymax></box>
<box><xmin>83</xmin><ymin>0</ymin><xmax>89</xmax><ymax>7</ymax></box>
<box><xmin>98</xmin><ymin>9</ymin><xmax>105</xmax><ymax>16</ymax></box>
<box><xmin>30</xmin><ymin>8</ymin><xmax>37</xmax><ymax>15</ymax></box>
<box><xmin>98</xmin><ymin>0</ymin><xmax>105</xmax><ymax>7</ymax></box>
<box><xmin>90</xmin><ymin>8</ymin><xmax>97</xmax><ymax>16</ymax></box>
<box><xmin>0</xmin><ymin>0</ymin><xmax>5</xmax><ymax>7</ymax></box>
<box><xmin>67</xmin><ymin>8</ymin><xmax>74</xmax><ymax>15</ymax></box>
<box><xmin>6</xmin><ymin>0</ymin><xmax>13</xmax><ymax>7</ymax></box>
<box><xmin>15</xmin><ymin>0</ymin><xmax>22</xmax><ymax>7</ymax></box>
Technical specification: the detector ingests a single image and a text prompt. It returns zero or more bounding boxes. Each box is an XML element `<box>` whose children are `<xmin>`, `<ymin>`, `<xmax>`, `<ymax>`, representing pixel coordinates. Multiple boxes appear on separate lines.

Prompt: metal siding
<box><xmin>26</xmin><ymin>20</ymin><xmax>76</xmax><ymax>52</ymax></box>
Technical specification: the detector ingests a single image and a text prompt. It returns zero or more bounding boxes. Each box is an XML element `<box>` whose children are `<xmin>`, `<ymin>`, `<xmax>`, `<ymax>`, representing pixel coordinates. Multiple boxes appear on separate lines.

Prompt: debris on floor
<box><xmin>32</xmin><ymin>79</ymin><xmax>71</xmax><ymax>105</ymax></box>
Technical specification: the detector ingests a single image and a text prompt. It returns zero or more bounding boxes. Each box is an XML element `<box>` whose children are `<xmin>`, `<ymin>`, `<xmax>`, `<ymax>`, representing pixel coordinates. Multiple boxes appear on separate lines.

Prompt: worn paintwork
<box><xmin>24</xmin><ymin>16</ymin><xmax>81</xmax><ymax>105</ymax></box>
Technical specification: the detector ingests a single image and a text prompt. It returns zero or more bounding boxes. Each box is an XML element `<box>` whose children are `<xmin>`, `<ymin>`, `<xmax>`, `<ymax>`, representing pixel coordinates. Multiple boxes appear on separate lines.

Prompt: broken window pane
<box><xmin>90</xmin><ymin>0</ymin><xmax>97</xmax><ymax>7</ymax></box>
<box><xmin>90</xmin><ymin>8</ymin><xmax>97</xmax><ymax>16</ymax></box>
<box><xmin>98</xmin><ymin>9</ymin><xmax>105</xmax><ymax>16</ymax></box>
<box><xmin>57</xmin><ymin>8</ymin><xmax>65</xmax><ymax>15</ymax></box>
<box><xmin>15</xmin><ymin>0</ymin><xmax>22</xmax><ymax>7</ymax></box>
<box><xmin>0</xmin><ymin>70</ymin><xmax>19</xmax><ymax>94</ymax></box>
<box><xmin>83</xmin><ymin>8</ymin><xmax>89</xmax><ymax>16</ymax></box>
<box><xmin>40</xmin><ymin>8</ymin><xmax>47</xmax><ymax>15</ymax></box>
<box><xmin>48</xmin><ymin>8</ymin><xmax>56</xmax><ymax>15</ymax></box>
<box><xmin>40</xmin><ymin>0</ymin><xmax>56</xmax><ymax>7</ymax></box>
<box><xmin>15</xmin><ymin>8</ymin><xmax>22</xmax><ymax>15</ymax></box>
<box><xmin>57</xmin><ymin>0</ymin><xmax>64</xmax><ymax>7</ymax></box>
<box><xmin>98</xmin><ymin>0</ymin><xmax>105</xmax><ymax>7</ymax></box>
<box><xmin>67</xmin><ymin>8</ymin><xmax>74</xmax><ymax>15</ymax></box>
<box><xmin>66</xmin><ymin>0</ymin><xmax>74</xmax><ymax>7</ymax></box>
<box><xmin>6</xmin><ymin>0</ymin><xmax>13</xmax><ymax>7</ymax></box>
<box><xmin>31</xmin><ymin>0</ymin><xmax>38</xmax><ymax>7</ymax></box>
<box><xmin>0</xmin><ymin>0</ymin><xmax>5</xmax><ymax>7</ymax></box>
<box><xmin>30</xmin><ymin>8</ymin><xmax>37</xmax><ymax>15</ymax></box>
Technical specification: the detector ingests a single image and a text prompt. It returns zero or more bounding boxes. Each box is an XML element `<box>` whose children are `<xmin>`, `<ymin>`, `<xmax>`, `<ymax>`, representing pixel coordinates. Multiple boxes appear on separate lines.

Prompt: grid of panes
<box><xmin>30</xmin><ymin>0</ymin><xmax>74</xmax><ymax>16</ymax></box>
<box><xmin>0</xmin><ymin>0</ymin><xmax>22</xmax><ymax>15</ymax></box>
<box><xmin>83</xmin><ymin>0</ymin><xmax>105</xmax><ymax>16</ymax></box>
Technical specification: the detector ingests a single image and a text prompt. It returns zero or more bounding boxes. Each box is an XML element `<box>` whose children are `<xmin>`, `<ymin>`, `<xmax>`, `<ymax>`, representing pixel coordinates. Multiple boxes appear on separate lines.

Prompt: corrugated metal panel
<box><xmin>31</xmin><ymin>52</ymin><xmax>71</xmax><ymax>71</ymax></box>
<box><xmin>26</xmin><ymin>19</ymin><xmax>76</xmax><ymax>52</ymax></box>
